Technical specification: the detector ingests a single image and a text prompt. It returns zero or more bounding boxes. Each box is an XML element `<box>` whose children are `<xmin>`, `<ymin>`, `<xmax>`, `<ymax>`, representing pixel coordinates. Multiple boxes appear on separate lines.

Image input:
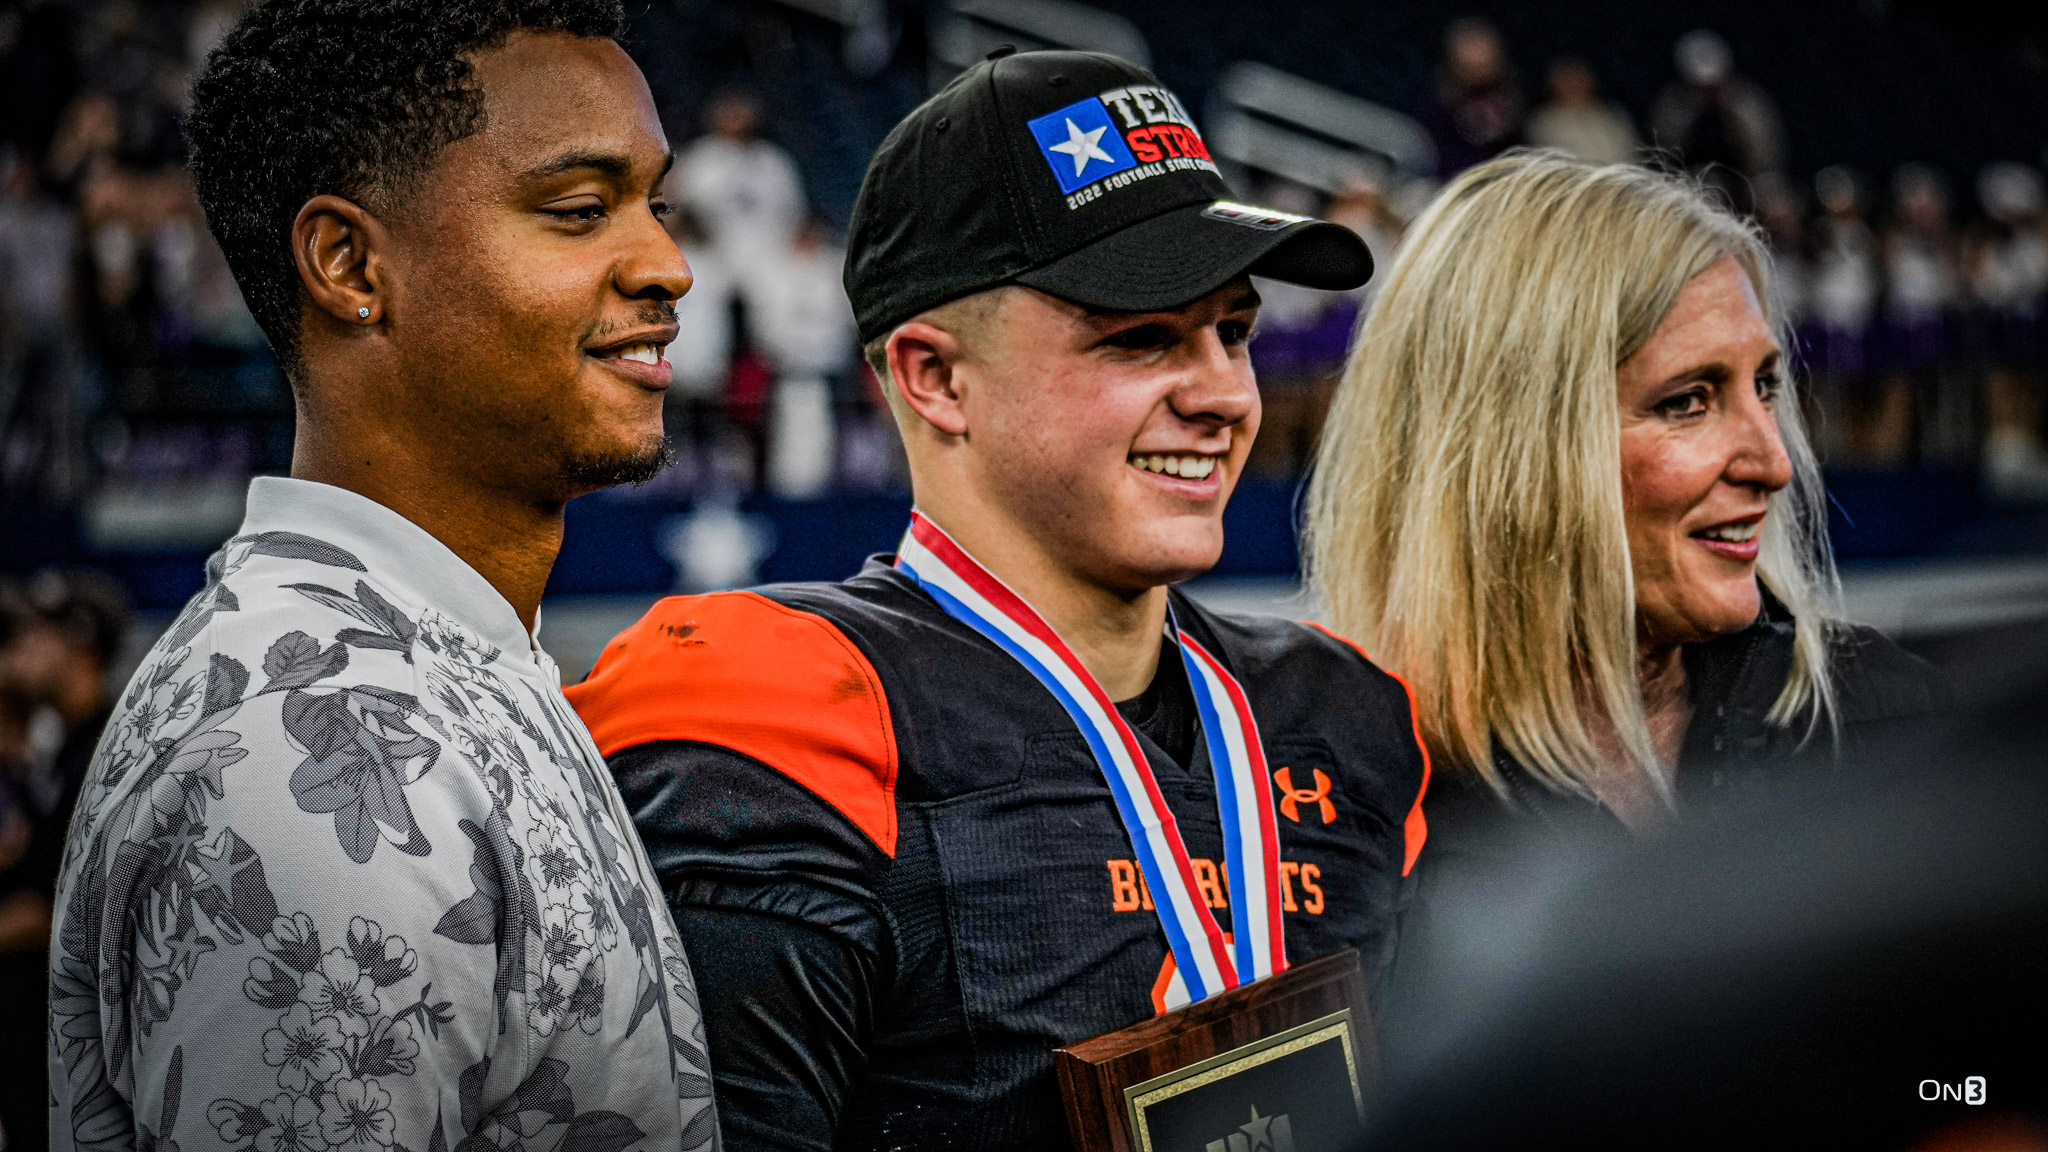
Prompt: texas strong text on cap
<box><xmin>844</xmin><ymin>48</ymin><xmax>1374</xmax><ymax>344</ymax></box>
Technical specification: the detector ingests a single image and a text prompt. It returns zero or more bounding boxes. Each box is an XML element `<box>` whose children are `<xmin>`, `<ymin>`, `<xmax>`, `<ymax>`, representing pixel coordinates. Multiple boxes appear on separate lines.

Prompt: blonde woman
<box><xmin>1307</xmin><ymin>154</ymin><xmax>1944</xmax><ymax>864</ymax></box>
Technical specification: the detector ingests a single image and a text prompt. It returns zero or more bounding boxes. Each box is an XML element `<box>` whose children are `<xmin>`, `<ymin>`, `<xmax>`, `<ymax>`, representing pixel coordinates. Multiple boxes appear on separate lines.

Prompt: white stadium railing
<box><xmin>931</xmin><ymin>0</ymin><xmax>1151</xmax><ymax>87</ymax></box>
<box><xmin>1207</xmin><ymin>61</ymin><xmax>1434</xmax><ymax>191</ymax></box>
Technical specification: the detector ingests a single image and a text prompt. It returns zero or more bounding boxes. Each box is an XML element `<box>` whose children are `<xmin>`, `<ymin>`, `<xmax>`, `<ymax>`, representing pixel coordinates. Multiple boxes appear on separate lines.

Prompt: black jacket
<box><xmin>567</xmin><ymin>560</ymin><xmax>1430</xmax><ymax>1152</ymax></box>
<box><xmin>1381</xmin><ymin>602</ymin><xmax>1948</xmax><ymax>1063</ymax></box>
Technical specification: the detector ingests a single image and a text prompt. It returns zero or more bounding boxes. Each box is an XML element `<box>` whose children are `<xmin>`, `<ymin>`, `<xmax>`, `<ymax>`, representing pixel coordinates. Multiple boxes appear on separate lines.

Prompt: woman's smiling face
<box><xmin>1618</xmin><ymin>255</ymin><xmax>1795</xmax><ymax>650</ymax></box>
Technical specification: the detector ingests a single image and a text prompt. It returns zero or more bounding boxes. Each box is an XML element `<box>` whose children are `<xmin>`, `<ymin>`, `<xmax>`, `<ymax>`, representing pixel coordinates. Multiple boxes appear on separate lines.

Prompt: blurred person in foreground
<box><xmin>1361</xmin><ymin>615</ymin><xmax>2048</xmax><ymax>1150</ymax></box>
<box><xmin>569</xmin><ymin>49</ymin><xmax>1426</xmax><ymax>1152</ymax></box>
<box><xmin>49</xmin><ymin>3</ymin><xmax>719</xmax><ymax>1151</ymax></box>
<box><xmin>0</xmin><ymin>569</ymin><xmax>128</xmax><ymax>1152</ymax></box>
<box><xmin>1304</xmin><ymin>153</ymin><xmax>1946</xmax><ymax>1048</ymax></box>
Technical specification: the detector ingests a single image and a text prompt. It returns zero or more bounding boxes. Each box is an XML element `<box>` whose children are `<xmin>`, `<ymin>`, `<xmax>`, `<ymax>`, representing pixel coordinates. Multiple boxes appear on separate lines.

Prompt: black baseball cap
<box><xmin>845</xmin><ymin>49</ymin><xmax>1374</xmax><ymax>345</ymax></box>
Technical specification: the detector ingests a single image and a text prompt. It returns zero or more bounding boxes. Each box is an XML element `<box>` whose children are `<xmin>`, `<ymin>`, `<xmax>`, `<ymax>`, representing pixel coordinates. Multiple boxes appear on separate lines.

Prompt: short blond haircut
<box><xmin>1304</xmin><ymin>153</ymin><xmax>1839</xmax><ymax>804</ymax></box>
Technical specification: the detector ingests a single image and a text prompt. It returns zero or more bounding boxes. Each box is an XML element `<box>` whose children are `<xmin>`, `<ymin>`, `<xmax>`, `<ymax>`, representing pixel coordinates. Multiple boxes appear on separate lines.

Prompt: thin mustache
<box><xmin>587</xmin><ymin>303</ymin><xmax>677</xmax><ymax>345</ymax></box>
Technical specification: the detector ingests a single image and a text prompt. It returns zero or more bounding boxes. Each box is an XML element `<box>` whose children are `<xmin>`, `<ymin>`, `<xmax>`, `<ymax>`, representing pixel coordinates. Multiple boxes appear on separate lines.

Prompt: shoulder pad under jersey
<box><xmin>567</xmin><ymin>591</ymin><xmax>901</xmax><ymax>856</ymax></box>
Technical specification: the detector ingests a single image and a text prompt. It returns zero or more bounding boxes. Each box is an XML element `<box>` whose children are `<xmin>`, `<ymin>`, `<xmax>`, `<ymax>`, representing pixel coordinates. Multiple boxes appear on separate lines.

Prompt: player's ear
<box><xmin>886</xmin><ymin>321</ymin><xmax>971</xmax><ymax>438</ymax></box>
<box><xmin>292</xmin><ymin>194</ymin><xmax>387</xmax><ymax>328</ymax></box>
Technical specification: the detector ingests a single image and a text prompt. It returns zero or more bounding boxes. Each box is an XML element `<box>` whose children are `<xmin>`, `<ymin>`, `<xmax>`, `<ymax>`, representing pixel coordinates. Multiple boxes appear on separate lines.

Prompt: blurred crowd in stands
<box><xmin>1250</xmin><ymin>19</ymin><xmax>2048</xmax><ymax>497</ymax></box>
<box><xmin>653</xmin><ymin>89</ymin><xmax>897</xmax><ymax>501</ymax></box>
<box><xmin>0</xmin><ymin>566</ymin><xmax>127</xmax><ymax>1142</ymax></box>
<box><xmin>2</xmin><ymin>0</ymin><xmax>2046</xmax><ymax>566</ymax></box>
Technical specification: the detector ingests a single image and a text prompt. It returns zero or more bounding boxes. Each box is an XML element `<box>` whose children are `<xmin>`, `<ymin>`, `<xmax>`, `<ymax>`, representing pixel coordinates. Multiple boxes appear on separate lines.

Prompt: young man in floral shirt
<box><xmin>48</xmin><ymin>3</ymin><xmax>718</xmax><ymax>1150</ymax></box>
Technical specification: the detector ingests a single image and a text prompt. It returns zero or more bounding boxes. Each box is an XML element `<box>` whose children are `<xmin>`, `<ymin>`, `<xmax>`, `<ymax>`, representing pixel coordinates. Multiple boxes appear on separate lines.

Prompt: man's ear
<box><xmin>291</xmin><ymin>194</ymin><xmax>386</xmax><ymax>326</ymax></box>
<box><xmin>885</xmin><ymin>322</ymin><xmax>972</xmax><ymax>438</ymax></box>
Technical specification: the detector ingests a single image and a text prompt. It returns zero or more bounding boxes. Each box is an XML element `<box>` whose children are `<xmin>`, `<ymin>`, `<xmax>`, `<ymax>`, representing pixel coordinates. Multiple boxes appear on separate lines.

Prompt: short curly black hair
<box><xmin>186</xmin><ymin>0</ymin><xmax>626</xmax><ymax>371</ymax></box>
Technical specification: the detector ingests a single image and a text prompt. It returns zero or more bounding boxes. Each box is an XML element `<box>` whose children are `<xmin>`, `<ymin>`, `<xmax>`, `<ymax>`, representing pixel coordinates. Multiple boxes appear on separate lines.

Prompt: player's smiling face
<box><xmin>965</xmin><ymin>280</ymin><xmax>1261</xmax><ymax>593</ymax></box>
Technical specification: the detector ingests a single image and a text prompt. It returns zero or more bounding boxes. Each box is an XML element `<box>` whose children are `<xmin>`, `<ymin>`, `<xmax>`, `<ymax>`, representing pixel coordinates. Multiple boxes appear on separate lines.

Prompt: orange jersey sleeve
<box><xmin>566</xmin><ymin>591</ymin><xmax>901</xmax><ymax>857</ymax></box>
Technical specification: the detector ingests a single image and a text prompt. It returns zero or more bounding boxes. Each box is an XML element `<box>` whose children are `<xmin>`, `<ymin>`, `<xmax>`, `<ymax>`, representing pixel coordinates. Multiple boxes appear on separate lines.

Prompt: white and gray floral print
<box><xmin>50</xmin><ymin>477</ymin><xmax>718</xmax><ymax>1152</ymax></box>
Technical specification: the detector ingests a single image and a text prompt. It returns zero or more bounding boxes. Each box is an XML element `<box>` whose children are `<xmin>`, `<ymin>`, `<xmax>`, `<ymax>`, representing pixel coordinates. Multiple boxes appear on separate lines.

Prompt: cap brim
<box><xmin>1013</xmin><ymin>200</ymin><xmax>1373</xmax><ymax>313</ymax></box>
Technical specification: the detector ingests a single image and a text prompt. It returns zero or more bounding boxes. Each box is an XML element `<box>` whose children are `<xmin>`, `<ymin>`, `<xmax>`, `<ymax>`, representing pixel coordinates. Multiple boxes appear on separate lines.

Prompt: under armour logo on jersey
<box><xmin>1274</xmin><ymin>767</ymin><xmax>1335</xmax><ymax>825</ymax></box>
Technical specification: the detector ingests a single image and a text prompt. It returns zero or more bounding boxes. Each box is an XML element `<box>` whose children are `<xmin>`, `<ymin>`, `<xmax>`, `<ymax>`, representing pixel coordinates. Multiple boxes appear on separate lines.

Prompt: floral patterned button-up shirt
<box><xmin>50</xmin><ymin>477</ymin><xmax>719</xmax><ymax>1152</ymax></box>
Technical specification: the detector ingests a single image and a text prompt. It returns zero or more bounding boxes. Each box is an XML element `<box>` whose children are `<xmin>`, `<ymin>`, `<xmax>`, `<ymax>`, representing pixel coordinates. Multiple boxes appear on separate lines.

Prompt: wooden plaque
<box><xmin>1055</xmin><ymin>949</ymin><xmax>1375</xmax><ymax>1152</ymax></box>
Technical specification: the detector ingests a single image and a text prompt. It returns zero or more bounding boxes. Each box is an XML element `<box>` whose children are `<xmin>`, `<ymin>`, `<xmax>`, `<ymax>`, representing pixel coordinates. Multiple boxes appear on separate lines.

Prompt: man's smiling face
<box><xmin>956</xmin><ymin>279</ymin><xmax>1262</xmax><ymax>594</ymax></box>
<box><xmin>377</xmin><ymin>29</ymin><xmax>687</xmax><ymax>497</ymax></box>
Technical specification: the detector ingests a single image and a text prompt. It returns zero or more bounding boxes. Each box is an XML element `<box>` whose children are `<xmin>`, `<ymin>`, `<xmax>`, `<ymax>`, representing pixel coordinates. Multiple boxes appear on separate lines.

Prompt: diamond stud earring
<box><xmin>358</xmin><ymin>307</ymin><xmax>371</xmax><ymax>319</ymax></box>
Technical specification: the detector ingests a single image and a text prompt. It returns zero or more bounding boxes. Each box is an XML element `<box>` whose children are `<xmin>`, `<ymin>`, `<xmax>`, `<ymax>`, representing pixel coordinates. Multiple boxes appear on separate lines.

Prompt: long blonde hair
<box><xmin>1304</xmin><ymin>153</ymin><xmax>1839</xmax><ymax>804</ymax></box>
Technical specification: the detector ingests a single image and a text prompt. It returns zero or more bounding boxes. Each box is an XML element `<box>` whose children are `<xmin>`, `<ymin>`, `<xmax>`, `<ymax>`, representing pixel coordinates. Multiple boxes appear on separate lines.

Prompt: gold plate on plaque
<box><xmin>1124</xmin><ymin>1010</ymin><xmax>1364</xmax><ymax>1152</ymax></box>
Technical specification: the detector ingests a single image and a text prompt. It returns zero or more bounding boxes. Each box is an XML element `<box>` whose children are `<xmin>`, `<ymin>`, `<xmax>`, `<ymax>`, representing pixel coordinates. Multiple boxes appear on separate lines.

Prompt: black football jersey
<box><xmin>568</xmin><ymin>558</ymin><xmax>1429</xmax><ymax>1152</ymax></box>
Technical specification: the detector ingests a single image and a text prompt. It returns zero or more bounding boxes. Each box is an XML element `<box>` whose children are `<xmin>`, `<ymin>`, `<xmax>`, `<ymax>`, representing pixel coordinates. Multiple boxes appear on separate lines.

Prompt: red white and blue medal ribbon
<box><xmin>895</xmin><ymin>511</ymin><xmax>1287</xmax><ymax>1002</ymax></box>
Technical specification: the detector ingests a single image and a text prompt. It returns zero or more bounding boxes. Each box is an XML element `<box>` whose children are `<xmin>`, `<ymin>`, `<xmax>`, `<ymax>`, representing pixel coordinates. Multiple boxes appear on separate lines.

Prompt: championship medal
<box><xmin>895</xmin><ymin>511</ymin><xmax>1373</xmax><ymax>1152</ymax></box>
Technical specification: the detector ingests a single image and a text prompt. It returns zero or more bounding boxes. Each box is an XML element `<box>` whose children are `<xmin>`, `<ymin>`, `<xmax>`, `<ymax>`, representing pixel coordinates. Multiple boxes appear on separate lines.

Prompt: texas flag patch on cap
<box><xmin>1027</xmin><ymin>97</ymin><xmax>1138</xmax><ymax>195</ymax></box>
<box><xmin>1027</xmin><ymin>85</ymin><xmax>1221</xmax><ymax>210</ymax></box>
